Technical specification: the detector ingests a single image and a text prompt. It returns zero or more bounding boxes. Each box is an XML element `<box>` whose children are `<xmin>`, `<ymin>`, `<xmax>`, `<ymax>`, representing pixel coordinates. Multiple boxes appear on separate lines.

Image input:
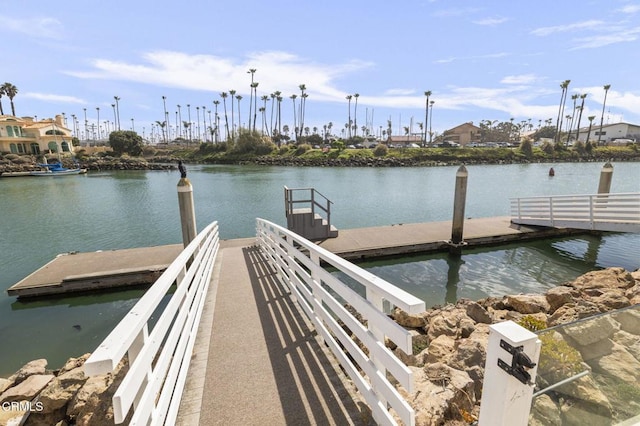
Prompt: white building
<box><xmin>574</xmin><ymin>121</ymin><xmax>640</xmax><ymax>144</ymax></box>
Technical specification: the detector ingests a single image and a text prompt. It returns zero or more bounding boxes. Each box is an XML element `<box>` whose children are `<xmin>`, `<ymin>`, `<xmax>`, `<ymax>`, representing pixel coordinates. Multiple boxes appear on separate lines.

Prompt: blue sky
<box><xmin>2</xmin><ymin>0</ymin><xmax>640</xmax><ymax>141</ymax></box>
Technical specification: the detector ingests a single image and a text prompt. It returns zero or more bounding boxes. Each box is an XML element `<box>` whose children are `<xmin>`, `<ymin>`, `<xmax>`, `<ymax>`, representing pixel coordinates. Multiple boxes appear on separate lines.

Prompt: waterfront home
<box><xmin>0</xmin><ymin>115</ymin><xmax>75</xmax><ymax>155</ymax></box>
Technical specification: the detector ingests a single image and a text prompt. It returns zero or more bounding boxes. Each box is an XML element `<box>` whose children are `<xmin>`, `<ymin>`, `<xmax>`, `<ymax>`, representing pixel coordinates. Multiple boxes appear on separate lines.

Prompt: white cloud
<box><xmin>571</xmin><ymin>27</ymin><xmax>640</xmax><ymax>49</ymax></box>
<box><xmin>473</xmin><ymin>17</ymin><xmax>508</xmax><ymax>26</ymax></box>
<box><xmin>616</xmin><ymin>4</ymin><xmax>640</xmax><ymax>13</ymax></box>
<box><xmin>501</xmin><ymin>74</ymin><xmax>539</xmax><ymax>85</ymax></box>
<box><xmin>67</xmin><ymin>50</ymin><xmax>374</xmax><ymax>102</ymax></box>
<box><xmin>531</xmin><ymin>20</ymin><xmax>605</xmax><ymax>36</ymax></box>
<box><xmin>22</xmin><ymin>92</ymin><xmax>86</xmax><ymax>104</ymax></box>
<box><xmin>0</xmin><ymin>15</ymin><xmax>64</xmax><ymax>39</ymax></box>
<box><xmin>385</xmin><ymin>89</ymin><xmax>416</xmax><ymax>96</ymax></box>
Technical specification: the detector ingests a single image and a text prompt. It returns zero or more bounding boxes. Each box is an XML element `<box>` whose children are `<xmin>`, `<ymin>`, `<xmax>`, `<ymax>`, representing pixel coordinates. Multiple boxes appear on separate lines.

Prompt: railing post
<box><xmin>597</xmin><ymin>162</ymin><xmax>613</xmax><ymax>194</ymax></box>
<box><xmin>177</xmin><ymin>161</ymin><xmax>197</xmax><ymax>248</ymax></box>
<box><xmin>450</xmin><ymin>165</ymin><xmax>468</xmax><ymax>254</ymax></box>
<box><xmin>478</xmin><ymin>321</ymin><xmax>540</xmax><ymax>426</ymax></box>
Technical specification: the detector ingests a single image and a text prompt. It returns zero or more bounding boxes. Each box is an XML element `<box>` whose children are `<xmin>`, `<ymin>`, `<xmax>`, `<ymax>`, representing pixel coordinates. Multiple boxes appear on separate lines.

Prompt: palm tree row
<box><xmin>554</xmin><ymin>81</ymin><xmax>612</xmax><ymax>146</ymax></box>
<box><xmin>0</xmin><ymin>82</ymin><xmax>19</xmax><ymax>116</ymax></box>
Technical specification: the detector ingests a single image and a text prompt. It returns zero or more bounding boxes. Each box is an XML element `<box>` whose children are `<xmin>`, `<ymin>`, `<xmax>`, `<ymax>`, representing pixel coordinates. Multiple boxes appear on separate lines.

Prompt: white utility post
<box><xmin>478</xmin><ymin>320</ymin><xmax>541</xmax><ymax>426</ymax></box>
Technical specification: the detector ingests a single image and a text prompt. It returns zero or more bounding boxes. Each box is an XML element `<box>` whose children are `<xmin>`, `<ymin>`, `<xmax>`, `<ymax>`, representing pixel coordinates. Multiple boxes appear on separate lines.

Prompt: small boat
<box><xmin>30</xmin><ymin>162</ymin><xmax>87</xmax><ymax>176</ymax></box>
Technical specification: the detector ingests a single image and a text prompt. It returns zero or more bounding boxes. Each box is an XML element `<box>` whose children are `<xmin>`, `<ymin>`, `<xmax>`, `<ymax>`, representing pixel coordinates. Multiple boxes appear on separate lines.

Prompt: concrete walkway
<box><xmin>177</xmin><ymin>239</ymin><xmax>372</xmax><ymax>426</ymax></box>
<box><xmin>176</xmin><ymin>217</ymin><xmax>588</xmax><ymax>425</ymax></box>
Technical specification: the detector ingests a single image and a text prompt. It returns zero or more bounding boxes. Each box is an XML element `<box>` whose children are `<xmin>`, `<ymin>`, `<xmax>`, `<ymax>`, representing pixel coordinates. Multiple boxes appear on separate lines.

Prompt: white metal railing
<box><xmin>284</xmin><ymin>186</ymin><xmax>333</xmax><ymax>229</ymax></box>
<box><xmin>84</xmin><ymin>221</ymin><xmax>220</xmax><ymax>425</ymax></box>
<box><xmin>256</xmin><ymin>218</ymin><xmax>426</xmax><ymax>426</ymax></box>
<box><xmin>510</xmin><ymin>192</ymin><xmax>640</xmax><ymax>233</ymax></box>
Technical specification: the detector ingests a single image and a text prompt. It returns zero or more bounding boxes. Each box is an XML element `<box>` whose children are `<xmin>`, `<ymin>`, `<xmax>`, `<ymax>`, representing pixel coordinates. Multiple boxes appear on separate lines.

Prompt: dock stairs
<box><xmin>285</xmin><ymin>186</ymin><xmax>338</xmax><ymax>240</ymax></box>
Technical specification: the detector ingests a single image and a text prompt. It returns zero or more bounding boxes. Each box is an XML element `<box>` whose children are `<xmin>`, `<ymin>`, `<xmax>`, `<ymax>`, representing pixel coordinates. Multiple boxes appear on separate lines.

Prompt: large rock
<box><xmin>613</xmin><ymin>309</ymin><xmax>640</xmax><ymax>335</ymax></box>
<box><xmin>464</xmin><ymin>300</ymin><xmax>492</xmax><ymax>324</ymax></box>
<box><xmin>569</xmin><ymin>267</ymin><xmax>636</xmax><ymax>291</ymax></box>
<box><xmin>562</xmin><ymin>315</ymin><xmax>619</xmax><ymax>346</ymax></box>
<box><xmin>392</xmin><ymin>308</ymin><xmax>428</xmax><ymax>329</ymax></box>
<box><xmin>591</xmin><ymin>341</ymin><xmax>640</xmax><ymax>384</ymax></box>
<box><xmin>38</xmin><ymin>366</ymin><xmax>88</xmax><ymax>412</ymax></box>
<box><xmin>504</xmin><ymin>294</ymin><xmax>550</xmax><ymax>314</ymax></box>
<box><xmin>425</xmin><ymin>334</ymin><xmax>456</xmax><ymax>364</ymax></box>
<box><xmin>67</xmin><ymin>358</ymin><xmax>129</xmax><ymax>426</ymax></box>
<box><xmin>529</xmin><ymin>394</ymin><xmax>562</xmax><ymax>426</ymax></box>
<box><xmin>7</xmin><ymin>359</ymin><xmax>48</xmax><ymax>386</ymax></box>
<box><xmin>545</xmin><ymin>286</ymin><xmax>577</xmax><ymax>313</ymax></box>
<box><xmin>0</xmin><ymin>374</ymin><xmax>54</xmax><ymax>403</ymax></box>
<box><xmin>403</xmin><ymin>364</ymin><xmax>476</xmax><ymax>425</ymax></box>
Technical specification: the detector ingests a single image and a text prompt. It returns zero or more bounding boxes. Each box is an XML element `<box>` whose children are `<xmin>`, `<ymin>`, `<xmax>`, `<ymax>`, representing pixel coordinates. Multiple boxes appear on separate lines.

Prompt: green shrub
<box><xmin>373</xmin><ymin>144</ymin><xmax>388</xmax><ymax>157</ymax></box>
<box><xmin>295</xmin><ymin>144</ymin><xmax>312</xmax><ymax>155</ymax></box>
<box><xmin>517</xmin><ymin>315</ymin><xmax>547</xmax><ymax>332</ymax></box>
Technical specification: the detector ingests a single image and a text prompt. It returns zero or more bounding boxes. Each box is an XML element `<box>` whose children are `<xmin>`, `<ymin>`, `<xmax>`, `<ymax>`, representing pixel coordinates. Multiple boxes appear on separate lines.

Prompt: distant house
<box><xmin>441</xmin><ymin>122</ymin><xmax>481</xmax><ymax>147</ymax></box>
<box><xmin>573</xmin><ymin>121</ymin><xmax>640</xmax><ymax>144</ymax></box>
<box><xmin>0</xmin><ymin>115</ymin><xmax>75</xmax><ymax>155</ymax></box>
<box><xmin>387</xmin><ymin>135</ymin><xmax>423</xmax><ymax>147</ymax></box>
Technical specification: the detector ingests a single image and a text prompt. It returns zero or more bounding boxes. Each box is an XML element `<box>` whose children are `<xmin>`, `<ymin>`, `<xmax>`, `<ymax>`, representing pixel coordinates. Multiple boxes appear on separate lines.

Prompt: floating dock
<box><xmin>7</xmin><ymin>217</ymin><xmax>586</xmax><ymax>298</ymax></box>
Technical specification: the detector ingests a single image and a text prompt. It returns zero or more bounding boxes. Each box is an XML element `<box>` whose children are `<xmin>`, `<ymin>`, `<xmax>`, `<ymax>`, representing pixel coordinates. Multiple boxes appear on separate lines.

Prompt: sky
<box><xmin>2</xmin><ymin>0</ymin><xmax>640</xmax><ymax>142</ymax></box>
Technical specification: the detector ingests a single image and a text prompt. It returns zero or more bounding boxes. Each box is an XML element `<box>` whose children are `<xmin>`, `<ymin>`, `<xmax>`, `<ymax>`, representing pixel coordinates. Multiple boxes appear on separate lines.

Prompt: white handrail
<box><xmin>256</xmin><ymin>218</ymin><xmax>425</xmax><ymax>426</ymax></box>
<box><xmin>510</xmin><ymin>192</ymin><xmax>640</xmax><ymax>233</ymax></box>
<box><xmin>84</xmin><ymin>221</ymin><xmax>220</xmax><ymax>425</ymax></box>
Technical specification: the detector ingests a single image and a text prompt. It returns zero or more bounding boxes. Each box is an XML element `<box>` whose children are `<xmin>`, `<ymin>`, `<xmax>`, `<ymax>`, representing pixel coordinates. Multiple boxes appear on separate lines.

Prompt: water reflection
<box><xmin>342</xmin><ymin>233</ymin><xmax>639</xmax><ymax>309</ymax></box>
<box><xmin>445</xmin><ymin>255</ymin><xmax>465</xmax><ymax>304</ymax></box>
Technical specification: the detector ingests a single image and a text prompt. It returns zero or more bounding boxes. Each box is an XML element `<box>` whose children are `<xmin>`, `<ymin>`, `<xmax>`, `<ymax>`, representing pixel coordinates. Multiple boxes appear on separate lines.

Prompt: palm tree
<box><xmin>346</xmin><ymin>95</ymin><xmax>352</xmax><ymax>139</ymax></box>
<box><xmin>220</xmin><ymin>92</ymin><xmax>230</xmax><ymax>141</ymax></box>
<box><xmin>423</xmin><ymin>91</ymin><xmax>432</xmax><ymax>146</ymax></box>
<box><xmin>212</xmin><ymin>100</ymin><xmax>220</xmax><ymax>142</ymax></box>
<box><xmin>554</xmin><ymin>80</ymin><xmax>570</xmax><ymax>143</ymax></box>
<box><xmin>114</xmin><ymin>96</ymin><xmax>121</xmax><ymax>130</ymax></box>
<box><xmin>229</xmin><ymin>90</ymin><xmax>236</xmax><ymax>139</ymax></box>
<box><xmin>598</xmin><ymin>84</ymin><xmax>611</xmax><ymax>145</ymax></box>
<box><xmin>585</xmin><ymin>115</ymin><xmax>596</xmax><ymax>144</ymax></box>
<box><xmin>251</xmin><ymin>82</ymin><xmax>259</xmax><ymax>131</ymax></box>
<box><xmin>298</xmin><ymin>84</ymin><xmax>307</xmax><ymax>139</ymax></box>
<box><xmin>155</xmin><ymin>120</ymin><xmax>167</xmax><ymax>143</ymax></box>
<box><xmin>290</xmin><ymin>94</ymin><xmax>297</xmax><ymax>140</ymax></box>
<box><xmin>260</xmin><ymin>95</ymin><xmax>269</xmax><ymax>136</ymax></box>
<box><xmin>0</xmin><ymin>84</ymin><xmax>5</xmax><ymax>115</ymax></box>
<box><xmin>269</xmin><ymin>93</ymin><xmax>276</xmax><ymax>136</ymax></box>
<box><xmin>247</xmin><ymin>68</ymin><xmax>256</xmax><ymax>131</ymax></box>
<box><xmin>353</xmin><ymin>93</ymin><xmax>360</xmax><ymax>137</ymax></box>
<box><xmin>574</xmin><ymin>94</ymin><xmax>587</xmax><ymax>143</ymax></box>
<box><xmin>236</xmin><ymin>95</ymin><xmax>243</xmax><ymax>131</ymax></box>
<box><xmin>2</xmin><ymin>83</ymin><xmax>18</xmax><ymax>116</ymax></box>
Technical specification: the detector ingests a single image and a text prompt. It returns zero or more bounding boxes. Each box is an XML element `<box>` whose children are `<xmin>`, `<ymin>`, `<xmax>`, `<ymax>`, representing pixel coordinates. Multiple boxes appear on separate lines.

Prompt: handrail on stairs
<box><xmin>284</xmin><ymin>186</ymin><xmax>333</xmax><ymax>231</ymax></box>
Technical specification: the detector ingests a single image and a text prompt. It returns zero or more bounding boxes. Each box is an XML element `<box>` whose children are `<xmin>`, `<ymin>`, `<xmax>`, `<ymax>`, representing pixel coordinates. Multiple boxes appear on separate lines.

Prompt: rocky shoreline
<box><xmin>1</xmin><ymin>267</ymin><xmax>638</xmax><ymax>425</ymax></box>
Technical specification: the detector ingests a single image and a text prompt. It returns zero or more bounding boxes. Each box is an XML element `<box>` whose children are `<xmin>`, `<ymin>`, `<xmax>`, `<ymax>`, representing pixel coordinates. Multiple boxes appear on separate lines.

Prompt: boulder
<box><xmin>0</xmin><ymin>378</ymin><xmax>12</xmax><ymax>394</ymax></box>
<box><xmin>613</xmin><ymin>309</ymin><xmax>640</xmax><ymax>335</ymax></box>
<box><xmin>504</xmin><ymin>294</ymin><xmax>550</xmax><ymax>314</ymax></box>
<box><xmin>545</xmin><ymin>286</ymin><xmax>576</xmax><ymax>313</ymax></box>
<box><xmin>529</xmin><ymin>394</ymin><xmax>561</xmax><ymax>426</ymax></box>
<box><xmin>7</xmin><ymin>359</ymin><xmax>48</xmax><ymax>386</ymax></box>
<box><xmin>425</xmin><ymin>334</ymin><xmax>456</xmax><ymax>364</ymax></box>
<box><xmin>591</xmin><ymin>288</ymin><xmax>630</xmax><ymax>310</ymax></box>
<box><xmin>405</xmin><ymin>364</ymin><xmax>476</xmax><ymax>425</ymax></box>
<box><xmin>562</xmin><ymin>315</ymin><xmax>619</xmax><ymax>346</ymax></box>
<box><xmin>0</xmin><ymin>374</ymin><xmax>54</xmax><ymax>403</ymax></box>
<box><xmin>569</xmin><ymin>267</ymin><xmax>636</xmax><ymax>291</ymax></box>
<box><xmin>38</xmin><ymin>366</ymin><xmax>88</xmax><ymax>412</ymax></box>
<box><xmin>464</xmin><ymin>300</ymin><xmax>492</xmax><ymax>324</ymax></box>
<box><xmin>591</xmin><ymin>341</ymin><xmax>640</xmax><ymax>384</ymax></box>
<box><xmin>392</xmin><ymin>308</ymin><xmax>428</xmax><ymax>329</ymax></box>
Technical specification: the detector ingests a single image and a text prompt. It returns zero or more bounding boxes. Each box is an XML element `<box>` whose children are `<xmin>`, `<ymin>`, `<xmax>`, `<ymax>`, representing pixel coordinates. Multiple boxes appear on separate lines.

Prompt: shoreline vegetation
<box><xmin>1</xmin><ymin>267</ymin><xmax>638</xmax><ymax>425</ymax></box>
<box><xmin>1</xmin><ymin>139</ymin><xmax>639</xmax><ymax>174</ymax></box>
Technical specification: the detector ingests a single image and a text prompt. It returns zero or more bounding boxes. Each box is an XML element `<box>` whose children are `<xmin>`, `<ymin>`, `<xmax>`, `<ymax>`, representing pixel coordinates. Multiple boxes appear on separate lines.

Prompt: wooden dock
<box><xmin>6</xmin><ymin>217</ymin><xmax>586</xmax><ymax>298</ymax></box>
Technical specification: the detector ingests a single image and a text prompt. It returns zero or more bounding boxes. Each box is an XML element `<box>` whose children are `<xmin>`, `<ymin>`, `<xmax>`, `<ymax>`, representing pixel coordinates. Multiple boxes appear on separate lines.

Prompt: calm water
<box><xmin>1</xmin><ymin>162</ymin><xmax>639</xmax><ymax>376</ymax></box>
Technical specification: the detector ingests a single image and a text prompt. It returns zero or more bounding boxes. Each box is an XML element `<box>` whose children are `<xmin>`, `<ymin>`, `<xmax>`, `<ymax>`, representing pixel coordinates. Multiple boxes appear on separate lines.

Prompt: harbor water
<box><xmin>0</xmin><ymin>162</ymin><xmax>639</xmax><ymax>376</ymax></box>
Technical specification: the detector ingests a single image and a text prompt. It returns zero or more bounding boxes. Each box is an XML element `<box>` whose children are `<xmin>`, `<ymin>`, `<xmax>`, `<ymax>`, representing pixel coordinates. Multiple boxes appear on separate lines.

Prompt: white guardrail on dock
<box><xmin>84</xmin><ymin>221</ymin><xmax>220</xmax><ymax>425</ymax></box>
<box><xmin>511</xmin><ymin>192</ymin><xmax>640</xmax><ymax>233</ymax></box>
<box><xmin>256</xmin><ymin>218</ymin><xmax>426</xmax><ymax>426</ymax></box>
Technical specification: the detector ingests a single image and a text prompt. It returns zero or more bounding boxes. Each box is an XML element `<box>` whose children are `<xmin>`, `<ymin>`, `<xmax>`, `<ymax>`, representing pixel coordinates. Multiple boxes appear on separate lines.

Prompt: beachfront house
<box><xmin>0</xmin><ymin>115</ymin><xmax>75</xmax><ymax>155</ymax></box>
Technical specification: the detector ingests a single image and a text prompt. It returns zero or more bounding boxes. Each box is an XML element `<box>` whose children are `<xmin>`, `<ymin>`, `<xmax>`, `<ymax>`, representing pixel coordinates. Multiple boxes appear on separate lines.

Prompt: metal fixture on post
<box><xmin>177</xmin><ymin>161</ymin><xmax>197</xmax><ymax>247</ymax></box>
